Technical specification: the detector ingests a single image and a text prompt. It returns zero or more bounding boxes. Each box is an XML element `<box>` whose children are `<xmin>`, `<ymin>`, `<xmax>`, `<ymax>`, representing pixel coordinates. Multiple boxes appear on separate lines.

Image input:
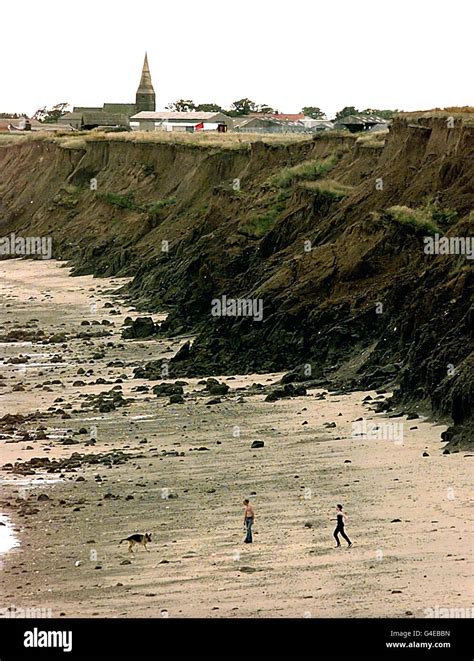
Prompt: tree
<box><xmin>301</xmin><ymin>107</ymin><xmax>326</xmax><ymax>119</ymax></box>
<box><xmin>362</xmin><ymin>108</ymin><xmax>399</xmax><ymax>119</ymax></box>
<box><xmin>256</xmin><ymin>104</ymin><xmax>275</xmax><ymax>114</ymax></box>
<box><xmin>228</xmin><ymin>98</ymin><xmax>258</xmax><ymax>116</ymax></box>
<box><xmin>33</xmin><ymin>102</ymin><xmax>70</xmax><ymax>123</ymax></box>
<box><xmin>195</xmin><ymin>103</ymin><xmax>223</xmax><ymax>112</ymax></box>
<box><xmin>166</xmin><ymin>99</ymin><xmax>196</xmax><ymax>112</ymax></box>
<box><xmin>334</xmin><ymin>106</ymin><xmax>359</xmax><ymax>121</ymax></box>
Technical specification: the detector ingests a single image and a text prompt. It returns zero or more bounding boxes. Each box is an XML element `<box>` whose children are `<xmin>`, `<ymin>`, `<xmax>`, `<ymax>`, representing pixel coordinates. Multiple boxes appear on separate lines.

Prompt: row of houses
<box><xmin>1</xmin><ymin>111</ymin><xmax>388</xmax><ymax>136</ymax></box>
<box><xmin>127</xmin><ymin>111</ymin><xmax>388</xmax><ymax>134</ymax></box>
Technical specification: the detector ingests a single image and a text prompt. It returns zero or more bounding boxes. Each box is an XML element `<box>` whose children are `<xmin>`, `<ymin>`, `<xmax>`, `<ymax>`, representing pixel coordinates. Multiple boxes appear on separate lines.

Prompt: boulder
<box><xmin>122</xmin><ymin>317</ymin><xmax>158</xmax><ymax>340</ymax></box>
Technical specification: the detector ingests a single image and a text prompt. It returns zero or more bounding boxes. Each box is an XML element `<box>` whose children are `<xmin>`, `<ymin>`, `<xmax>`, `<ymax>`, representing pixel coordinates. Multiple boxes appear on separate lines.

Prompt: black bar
<box><xmin>0</xmin><ymin>618</ymin><xmax>471</xmax><ymax>659</ymax></box>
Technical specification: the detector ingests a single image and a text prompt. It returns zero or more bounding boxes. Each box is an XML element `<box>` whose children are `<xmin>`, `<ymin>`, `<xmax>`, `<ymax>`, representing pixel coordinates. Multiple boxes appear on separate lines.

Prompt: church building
<box><xmin>59</xmin><ymin>53</ymin><xmax>156</xmax><ymax>130</ymax></box>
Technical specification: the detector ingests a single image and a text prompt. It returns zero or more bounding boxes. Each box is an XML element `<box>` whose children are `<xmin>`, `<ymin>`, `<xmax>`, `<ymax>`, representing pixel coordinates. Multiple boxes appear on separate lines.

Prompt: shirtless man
<box><xmin>243</xmin><ymin>499</ymin><xmax>255</xmax><ymax>543</ymax></box>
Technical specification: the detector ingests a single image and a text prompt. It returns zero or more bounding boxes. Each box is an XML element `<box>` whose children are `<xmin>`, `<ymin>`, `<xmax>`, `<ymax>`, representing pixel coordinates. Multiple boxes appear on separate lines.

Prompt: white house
<box><xmin>129</xmin><ymin>111</ymin><xmax>232</xmax><ymax>132</ymax></box>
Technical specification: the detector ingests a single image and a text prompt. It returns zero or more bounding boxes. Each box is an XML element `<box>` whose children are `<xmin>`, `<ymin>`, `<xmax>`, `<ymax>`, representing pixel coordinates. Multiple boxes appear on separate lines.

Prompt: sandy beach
<box><xmin>0</xmin><ymin>260</ymin><xmax>472</xmax><ymax>619</ymax></box>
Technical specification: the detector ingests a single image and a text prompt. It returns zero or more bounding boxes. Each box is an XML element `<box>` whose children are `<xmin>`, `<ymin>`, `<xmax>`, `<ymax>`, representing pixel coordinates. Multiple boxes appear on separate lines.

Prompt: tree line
<box><xmin>165</xmin><ymin>100</ymin><xmax>399</xmax><ymax>120</ymax></box>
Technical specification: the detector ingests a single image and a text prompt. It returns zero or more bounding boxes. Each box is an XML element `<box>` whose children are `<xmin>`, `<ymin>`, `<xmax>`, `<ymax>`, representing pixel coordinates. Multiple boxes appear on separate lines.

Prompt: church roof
<box><xmin>60</xmin><ymin>111</ymin><xmax>130</xmax><ymax>126</ymax></box>
<box><xmin>103</xmin><ymin>103</ymin><xmax>137</xmax><ymax>114</ymax></box>
<box><xmin>137</xmin><ymin>52</ymin><xmax>155</xmax><ymax>95</ymax></box>
<box><xmin>61</xmin><ymin>112</ymin><xmax>84</xmax><ymax>120</ymax></box>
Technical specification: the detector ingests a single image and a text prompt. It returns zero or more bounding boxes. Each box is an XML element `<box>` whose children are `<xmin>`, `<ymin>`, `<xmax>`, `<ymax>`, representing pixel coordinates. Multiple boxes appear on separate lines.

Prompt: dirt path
<box><xmin>0</xmin><ymin>260</ymin><xmax>472</xmax><ymax>618</ymax></box>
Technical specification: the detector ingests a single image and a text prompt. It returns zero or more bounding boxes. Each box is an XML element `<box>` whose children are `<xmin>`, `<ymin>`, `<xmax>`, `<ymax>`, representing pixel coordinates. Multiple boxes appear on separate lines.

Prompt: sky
<box><xmin>1</xmin><ymin>0</ymin><xmax>472</xmax><ymax>119</ymax></box>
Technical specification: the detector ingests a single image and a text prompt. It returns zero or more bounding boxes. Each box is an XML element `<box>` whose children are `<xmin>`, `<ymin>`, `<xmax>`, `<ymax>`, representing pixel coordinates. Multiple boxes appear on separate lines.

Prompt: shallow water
<box><xmin>0</xmin><ymin>514</ymin><xmax>19</xmax><ymax>555</ymax></box>
<box><xmin>0</xmin><ymin>476</ymin><xmax>62</xmax><ymax>488</ymax></box>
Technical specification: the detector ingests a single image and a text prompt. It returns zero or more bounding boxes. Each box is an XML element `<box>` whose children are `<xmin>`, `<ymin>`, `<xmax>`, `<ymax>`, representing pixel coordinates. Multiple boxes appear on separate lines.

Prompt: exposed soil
<box><xmin>0</xmin><ymin>114</ymin><xmax>472</xmax><ymax>447</ymax></box>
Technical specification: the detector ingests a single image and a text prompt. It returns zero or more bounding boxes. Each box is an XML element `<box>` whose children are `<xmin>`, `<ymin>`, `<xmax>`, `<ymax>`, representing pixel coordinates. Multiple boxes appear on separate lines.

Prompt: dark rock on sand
<box><xmin>122</xmin><ymin>317</ymin><xmax>159</xmax><ymax>340</ymax></box>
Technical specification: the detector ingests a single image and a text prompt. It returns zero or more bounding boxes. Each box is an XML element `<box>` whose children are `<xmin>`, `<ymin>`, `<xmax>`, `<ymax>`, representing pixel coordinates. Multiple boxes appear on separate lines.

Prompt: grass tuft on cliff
<box><xmin>238</xmin><ymin>209</ymin><xmax>280</xmax><ymax>238</ymax></box>
<box><xmin>268</xmin><ymin>156</ymin><xmax>337</xmax><ymax>188</ymax></box>
<box><xmin>299</xmin><ymin>179</ymin><xmax>353</xmax><ymax>199</ymax></box>
<box><xmin>97</xmin><ymin>192</ymin><xmax>177</xmax><ymax>216</ymax></box>
<box><xmin>385</xmin><ymin>206</ymin><xmax>439</xmax><ymax>234</ymax></box>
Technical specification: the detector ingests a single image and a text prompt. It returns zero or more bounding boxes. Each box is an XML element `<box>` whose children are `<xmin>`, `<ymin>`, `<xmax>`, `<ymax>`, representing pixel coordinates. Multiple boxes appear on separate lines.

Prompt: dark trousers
<box><xmin>334</xmin><ymin>525</ymin><xmax>351</xmax><ymax>546</ymax></box>
<box><xmin>244</xmin><ymin>516</ymin><xmax>253</xmax><ymax>543</ymax></box>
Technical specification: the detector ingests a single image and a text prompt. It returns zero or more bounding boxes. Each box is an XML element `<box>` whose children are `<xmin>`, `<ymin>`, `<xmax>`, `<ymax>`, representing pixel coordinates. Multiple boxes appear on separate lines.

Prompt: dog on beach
<box><xmin>120</xmin><ymin>533</ymin><xmax>152</xmax><ymax>553</ymax></box>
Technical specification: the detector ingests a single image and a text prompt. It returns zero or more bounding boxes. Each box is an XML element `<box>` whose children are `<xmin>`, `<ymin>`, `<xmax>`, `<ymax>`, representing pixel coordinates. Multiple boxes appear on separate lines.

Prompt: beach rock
<box><xmin>251</xmin><ymin>440</ymin><xmax>265</xmax><ymax>449</ymax></box>
<box><xmin>265</xmin><ymin>383</ymin><xmax>307</xmax><ymax>402</ymax></box>
<box><xmin>122</xmin><ymin>317</ymin><xmax>158</xmax><ymax>339</ymax></box>
<box><xmin>153</xmin><ymin>383</ymin><xmax>183</xmax><ymax>397</ymax></box>
<box><xmin>173</xmin><ymin>341</ymin><xmax>191</xmax><ymax>361</ymax></box>
<box><xmin>208</xmin><ymin>383</ymin><xmax>229</xmax><ymax>396</ymax></box>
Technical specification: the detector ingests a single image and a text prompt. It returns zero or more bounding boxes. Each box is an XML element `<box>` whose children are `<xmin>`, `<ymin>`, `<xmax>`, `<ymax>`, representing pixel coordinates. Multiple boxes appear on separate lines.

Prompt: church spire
<box><xmin>136</xmin><ymin>52</ymin><xmax>156</xmax><ymax>112</ymax></box>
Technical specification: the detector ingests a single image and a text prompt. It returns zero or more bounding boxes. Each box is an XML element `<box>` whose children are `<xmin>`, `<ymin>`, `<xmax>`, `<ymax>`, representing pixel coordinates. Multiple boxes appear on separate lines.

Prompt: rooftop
<box><xmin>130</xmin><ymin>111</ymin><xmax>229</xmax><ymax>121</ymax></box>
<box><xmin>335</xmin><ymin>114</ymin><xmax>387</xmax><ymax>125</ymax></box>
<box><xmin>250</xmin><ymin>113</ymin><xmax>307</xmax><ymax>121</ymax></box>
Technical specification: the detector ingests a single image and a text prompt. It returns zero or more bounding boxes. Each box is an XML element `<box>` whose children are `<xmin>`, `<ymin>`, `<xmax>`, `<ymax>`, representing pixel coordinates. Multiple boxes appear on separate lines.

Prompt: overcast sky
<box><xmin>2</xmin><ymin>0</ymin><xmax>472</xmax><ymax>118</ymax></box>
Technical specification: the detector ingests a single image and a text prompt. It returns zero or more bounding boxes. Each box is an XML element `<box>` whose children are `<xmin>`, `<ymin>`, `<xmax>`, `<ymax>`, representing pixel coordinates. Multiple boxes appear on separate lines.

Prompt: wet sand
<box><xmin>0</xmin><ymin>260</ymin><xmax>472</xmax><ymax>618</ymax></box>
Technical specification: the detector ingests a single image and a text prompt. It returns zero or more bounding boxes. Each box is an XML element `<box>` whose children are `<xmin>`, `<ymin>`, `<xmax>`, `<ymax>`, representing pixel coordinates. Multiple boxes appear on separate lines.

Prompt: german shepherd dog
<box><xmin>120</xmin><ymin>532</ymin><xmax>152</xmax><ymax>553</ymax></box>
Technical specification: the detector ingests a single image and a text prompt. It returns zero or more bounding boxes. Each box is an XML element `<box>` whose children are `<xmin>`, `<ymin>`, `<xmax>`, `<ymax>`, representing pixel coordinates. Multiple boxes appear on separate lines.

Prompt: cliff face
<box><xmin>0</xmin><ymin>114</ymin><xmax>472</xmax><ymax>446</ymax></box>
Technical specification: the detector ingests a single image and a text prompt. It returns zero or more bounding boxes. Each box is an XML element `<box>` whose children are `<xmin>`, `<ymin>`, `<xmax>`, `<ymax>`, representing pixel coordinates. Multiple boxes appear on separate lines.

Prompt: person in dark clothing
<box><xmin>333</xmin><ymin>504</ymin><xmax>352</xmax><ymax>548</ymax></box>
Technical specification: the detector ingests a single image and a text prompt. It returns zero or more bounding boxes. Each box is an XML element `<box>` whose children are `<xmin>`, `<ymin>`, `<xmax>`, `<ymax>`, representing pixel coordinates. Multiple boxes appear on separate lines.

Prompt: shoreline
<box><xmin>0</xmin><ymin>513</ymin><xmax>19</xmax><ymax>559</ymax></box>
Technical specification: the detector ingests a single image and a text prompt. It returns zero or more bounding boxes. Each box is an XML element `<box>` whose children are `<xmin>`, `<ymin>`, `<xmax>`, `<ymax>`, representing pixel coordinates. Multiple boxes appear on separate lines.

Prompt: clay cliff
<box><xmin>0</xmin><ymin>112</ymin><xmax>472</xmax><ymax>446</ymax></box>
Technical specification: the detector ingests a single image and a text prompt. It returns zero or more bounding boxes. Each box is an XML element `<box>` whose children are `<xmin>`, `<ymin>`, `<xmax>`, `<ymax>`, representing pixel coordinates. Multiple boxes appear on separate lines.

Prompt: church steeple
<box><xmin>136</xmin><ymin>52</ymin><xmax>156</xmax><ymax>112</ymax></box>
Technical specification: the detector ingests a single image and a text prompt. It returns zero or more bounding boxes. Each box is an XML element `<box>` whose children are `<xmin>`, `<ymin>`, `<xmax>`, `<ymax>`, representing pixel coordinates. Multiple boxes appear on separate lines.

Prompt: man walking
<box><xmin>243</xmin><ymin>499</ymin><xmax>255</xmax><ymax>544</ymax></box>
